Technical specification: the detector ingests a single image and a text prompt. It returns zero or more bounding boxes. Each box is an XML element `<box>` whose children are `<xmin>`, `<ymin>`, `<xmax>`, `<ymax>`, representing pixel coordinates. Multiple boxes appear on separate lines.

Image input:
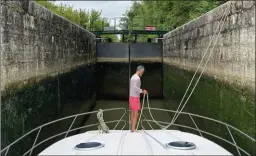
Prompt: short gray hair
<box><xmin>137</xmin><ymin>65</ymin><xmax>145</xmax><ymax>71</ymax></box>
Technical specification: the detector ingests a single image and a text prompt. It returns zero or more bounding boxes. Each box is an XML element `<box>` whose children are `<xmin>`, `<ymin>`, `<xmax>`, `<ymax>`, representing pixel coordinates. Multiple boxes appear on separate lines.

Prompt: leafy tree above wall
<box><xmin>36</xmin><ymin>0</ymin><xmax>118</xmax><ymax>42</ymax></box>
<box><xmin>119</xmin><ymin>0</ymin><xmax>224</xmax><ymax>42</ymax></box>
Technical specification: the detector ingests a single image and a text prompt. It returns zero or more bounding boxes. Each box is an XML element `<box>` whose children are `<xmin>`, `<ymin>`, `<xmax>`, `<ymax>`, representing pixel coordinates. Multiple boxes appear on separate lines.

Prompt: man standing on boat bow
<box><xmin>129</xmin><ymin>65</ymin><xmax>147</xmax><ymax>132</ymax></box>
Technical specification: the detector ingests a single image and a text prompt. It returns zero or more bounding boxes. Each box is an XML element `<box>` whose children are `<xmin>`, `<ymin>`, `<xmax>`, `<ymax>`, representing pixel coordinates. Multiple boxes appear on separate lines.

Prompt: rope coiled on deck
<box><xmin>97</xmin><ymin>109</ymin><xmax>110</xmax><ymax>133</ymax></box>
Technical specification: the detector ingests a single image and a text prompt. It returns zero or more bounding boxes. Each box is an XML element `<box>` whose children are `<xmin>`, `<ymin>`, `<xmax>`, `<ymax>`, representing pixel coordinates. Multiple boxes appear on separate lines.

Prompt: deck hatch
<box><xmin>74</xmin><ymin>142</ymin><xmax>104</xmax><ymax>151</ymax></box>
<box><xmin>166</xmin><ymin>141</ymin><xmax>196</xmax><ymax>150</ymax></box>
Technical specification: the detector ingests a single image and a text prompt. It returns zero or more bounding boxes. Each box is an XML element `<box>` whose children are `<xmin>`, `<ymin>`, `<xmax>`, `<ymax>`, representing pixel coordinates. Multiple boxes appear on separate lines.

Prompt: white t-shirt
<box><xmin>129</xmin><ymin>74</ymin><xmax>142</xmax><ymax>97</ymax></box>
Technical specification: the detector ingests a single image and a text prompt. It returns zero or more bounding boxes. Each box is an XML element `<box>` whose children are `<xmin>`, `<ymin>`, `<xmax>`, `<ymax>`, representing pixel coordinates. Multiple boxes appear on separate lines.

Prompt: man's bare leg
<box><xmin>131</xmin><ymin>111</ymin><xmax>138</xmax><ymax>132</ymax></box>
<box><xmin>130</xmin><ymin>111</ymin><xmax>133</xmax><ymax>131</ymax></box>
<box><xmin>134</xmin><ymin>111</ymin><xmax>139</xmax><ymax>131</ymax></box>
<box><xmin>131</xmin><ymin>111</ymin><xmax>134</xmax><ymax>132</ymax></box>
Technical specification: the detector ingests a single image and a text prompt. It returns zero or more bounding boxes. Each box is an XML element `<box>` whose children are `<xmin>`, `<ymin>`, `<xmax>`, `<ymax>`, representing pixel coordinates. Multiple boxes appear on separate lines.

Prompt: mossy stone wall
<box><xmin>163</xmin><ymin>1</ymin><xmax>255</xmax><ymax>155</ymax></box>
<box><xmin>96</xmin><ymin>62</ymin><xmax>129</xmax><ymax>100</ymax></box>
<box><xmin>163</xmin><ymin>64</ymin><xmax>255</xmax><ymax>155</ymax></box>
<box><xmin>1</xmin><ymin>64</ymin><xmax>96</xmax><ymax>155</ymax></box>
<box><xmin>1</xmin><ymin>1</ymin><xmax>97</xmax><ymax>155</ymax></box>
<box><xmin>96</xmin><ymin>61</ymin><xmax>163</xmax><ymax>100</ymax></box>
<box><xmin>130</xmin><ymin>61</ymin><xmax>163</xmax><ymax>99</ymax></box>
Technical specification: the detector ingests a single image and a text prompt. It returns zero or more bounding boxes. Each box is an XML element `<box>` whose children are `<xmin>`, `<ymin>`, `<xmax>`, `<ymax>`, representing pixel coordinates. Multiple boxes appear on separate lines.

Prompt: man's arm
<box><xmin>133</xmin><ymin>79</ymin><xmax>142</xmax><ymax>93</ymax></box>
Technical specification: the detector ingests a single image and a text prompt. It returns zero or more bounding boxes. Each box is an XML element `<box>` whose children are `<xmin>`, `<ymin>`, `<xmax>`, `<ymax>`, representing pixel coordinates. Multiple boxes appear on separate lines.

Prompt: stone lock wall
<box><xmin>0</xmin><ymin>1</ymin><xmax>96</xmax><ymax>155</ymax></box>
<box><xmin>163</xmin><ymin>1</ymin><xmax>255</xmax><ymax>90</ymax></box>
<box><xmin>163</xmin><ymin>1</ymin><xmax>255</xmax><ymax>155</ymax></box>
<box><xmin>0</xmin><ymin>1</ymin><xmax>96</xmax><ymax>89</ymax></box>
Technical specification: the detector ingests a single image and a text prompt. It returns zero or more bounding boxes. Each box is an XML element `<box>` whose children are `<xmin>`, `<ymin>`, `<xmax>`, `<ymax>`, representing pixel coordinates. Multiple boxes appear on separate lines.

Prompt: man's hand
<box><xmin>142</xmin><ymin>90</ymin><xmax>148</xmax><ymax>94</ymax></box>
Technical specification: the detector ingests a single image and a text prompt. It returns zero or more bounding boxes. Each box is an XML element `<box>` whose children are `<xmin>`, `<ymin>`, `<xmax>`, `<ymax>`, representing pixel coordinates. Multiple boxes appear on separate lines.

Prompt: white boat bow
<box><xmin>1</xmin><ymin>106</ymin><xmax>254</xmax><ymax>156</ymax></box>
<box><xmin>39</xmin><ymin>130</ymin><xmax>231</xmax><ymax>155</ymax></box>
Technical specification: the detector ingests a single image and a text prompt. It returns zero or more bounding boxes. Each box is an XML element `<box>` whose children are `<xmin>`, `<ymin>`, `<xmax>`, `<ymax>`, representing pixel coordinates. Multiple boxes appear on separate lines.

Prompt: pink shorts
<box><xmin>129</xmin><ymin>96</ymin><xmax>140</xmax><ymax>111</ymax></box>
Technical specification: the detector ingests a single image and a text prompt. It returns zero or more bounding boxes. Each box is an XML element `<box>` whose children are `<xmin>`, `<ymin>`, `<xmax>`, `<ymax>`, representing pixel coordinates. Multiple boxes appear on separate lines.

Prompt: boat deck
<box><xmin>39</xmin><ymin>130</ymin><xmax>232</xmax><ymax>155</ymax></box>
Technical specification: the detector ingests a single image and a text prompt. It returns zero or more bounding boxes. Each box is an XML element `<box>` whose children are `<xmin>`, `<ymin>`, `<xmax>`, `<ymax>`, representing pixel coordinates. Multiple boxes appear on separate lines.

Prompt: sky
<box><xmin>54</xmin><ymin>1</ymin><xmax>133</xmax><ymax>29</ymax></box>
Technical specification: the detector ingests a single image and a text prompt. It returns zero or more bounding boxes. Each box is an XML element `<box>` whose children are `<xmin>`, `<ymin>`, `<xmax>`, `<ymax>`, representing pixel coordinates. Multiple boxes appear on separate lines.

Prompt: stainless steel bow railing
<box><xmin>1</xmin><ymin>107</ymin><xmax>127</xmax><ymax>156</ymax></box>
<box><xmin>139</xmin><ymin>107</ymin><xmax>255</xmax><ymax>156</ymax></box>
<box><xmin>1</xmin><ymin>107</ymin><xmax>255</xmax><ymax>156</ymax></box>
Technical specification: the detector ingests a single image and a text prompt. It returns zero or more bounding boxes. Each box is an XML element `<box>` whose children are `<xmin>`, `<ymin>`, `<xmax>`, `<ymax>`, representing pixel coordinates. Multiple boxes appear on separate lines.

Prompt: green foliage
<box><xmin>36</xmin><ymin>0</ymin><xmax>118</xmax><ymax>42</ymax></box>
<box><xmin>120</xmin><ymin>0</ymin><xmax>222</xmax><ymax>42</ymax></box>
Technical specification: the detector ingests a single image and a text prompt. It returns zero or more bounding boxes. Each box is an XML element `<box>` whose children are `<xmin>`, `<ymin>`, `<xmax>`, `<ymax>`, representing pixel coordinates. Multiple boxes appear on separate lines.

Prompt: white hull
<box><xmin>39</xmin><ymin>130</ymin><xmax>232</xmax><ymax>155</ymax></box>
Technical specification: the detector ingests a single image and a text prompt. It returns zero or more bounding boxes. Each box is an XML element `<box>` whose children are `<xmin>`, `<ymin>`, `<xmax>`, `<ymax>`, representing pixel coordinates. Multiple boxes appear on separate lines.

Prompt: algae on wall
<box><xmin>1</xmin><ymin>64</ymin><xmax>96</xmax><ymax>155</ymax></box>
<box><xmin>96</xmin><ymin>62</ymin><xmax>129</xmax><ymax>100</ymax></box>
<box><xmin>130</xmin><ymin>61</ymin><xmax>163</xmax><ymax>99</ymax></box>
<box><xmin>96</xmin><ymin>61</ymin><xmax>163</xmax><ymax>100</ymax></box>
<box><xmin>163</xmin><ymin>64</ymin><xmax>255</xmax><ymax>155</ymax></box>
